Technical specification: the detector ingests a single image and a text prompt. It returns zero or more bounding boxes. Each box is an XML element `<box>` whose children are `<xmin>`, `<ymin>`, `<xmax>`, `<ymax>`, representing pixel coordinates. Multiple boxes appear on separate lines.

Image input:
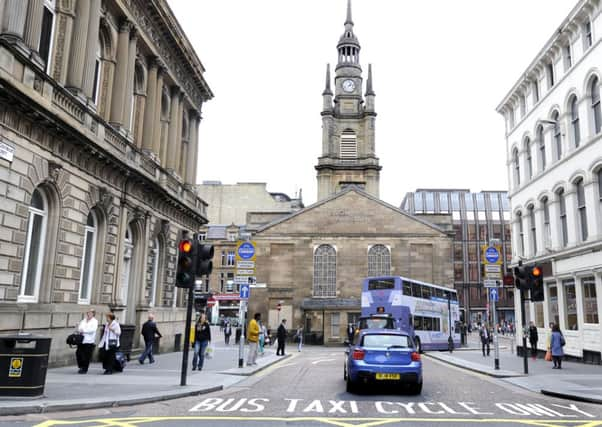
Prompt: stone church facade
<box><xmin>247</xmin><ymin>1</ymin><xmax>454</xmax><ymax>343</ymax></box>
<box><xmin>0</xmin><ymin>0</ymin><xmax>212</xmax><ymax>365</ymax></box>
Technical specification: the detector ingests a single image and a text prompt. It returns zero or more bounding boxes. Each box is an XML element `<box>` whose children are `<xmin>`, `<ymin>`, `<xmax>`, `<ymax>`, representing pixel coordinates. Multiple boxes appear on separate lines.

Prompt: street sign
<box><xmin>236</xmin><ymin>241</ymin><xmax>256</xmax><ymax>262</ymax></box>
<box><xmin>485</xmin><ymin>272</ymin><xmax>502</xmax><ymax>279</ymax></box>
<box><xmin>485</xmin><ymin>264</ymin><xmax>501</xmax><ymax>273</ymax></box>
<box><xmin>483</xmin><ymin>279</ymin><xmax>499</xmax><ymax>288</ymax></box>
<box><xmin>485</xmin><ymin>246</ymin><xmax>500</xmax><ymax>264</ymax></box>
<box><xmin>489</xmin><ymin>287</ymin><xmax>499</xmax><ymax>302</ymax></box>
<box><xmin>239</xmin><ymin>284</ymin><xmax>250</xmax><ymax>299</ymax></box>
<box><xmin>236</xmin><ymin>261</ymin><xmax>255</xmax><ymax>269</ymax></box>
<box><xmin>236</xmin><ymin>269</ymin><xmax>255</xmax><ymax>275</ymax></box>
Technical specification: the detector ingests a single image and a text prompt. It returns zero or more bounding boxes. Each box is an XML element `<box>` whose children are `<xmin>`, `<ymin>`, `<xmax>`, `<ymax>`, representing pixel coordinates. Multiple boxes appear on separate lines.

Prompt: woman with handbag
<box><xmin>98</xmin><ymin>312</ymin><xmax>121</xmax><ymax>375</ymax></box>
<box><xmin>192</xmin><ymin>313</ymin><xmax>211</xmax><ymax>371</ymax></box>
<box><xmin>550</xmin><ymin>323</ymin><xmax>565</xmax><ymax>369</ymax></box>
<box><xmin>76</xmin><ymin>309</ymin><xmax>98</xmax><ymax>374</ymax></box>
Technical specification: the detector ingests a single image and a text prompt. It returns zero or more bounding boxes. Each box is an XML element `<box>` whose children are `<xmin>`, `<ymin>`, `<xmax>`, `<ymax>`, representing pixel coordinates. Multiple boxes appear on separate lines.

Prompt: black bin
<box><xmin>118</xmin><ymin>324</ymin><xmax>136</xmax><ymax>361</ymax></box>
<box><xmin>152</xmin><ymin>337</ymin><xmax>160</xmax><ymax>355</ymax></box>
<box><xmin>0</xmin><ymin>335</ymin><xmax>51</xmax><ymax>397</ymax></box>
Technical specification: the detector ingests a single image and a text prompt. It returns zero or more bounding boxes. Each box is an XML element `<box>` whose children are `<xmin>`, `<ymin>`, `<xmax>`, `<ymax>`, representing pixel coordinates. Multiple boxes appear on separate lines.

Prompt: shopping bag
<box><xmin>544</xmin><ymin>350</ymin><xmax>552</xmax><ymax>361</ymax></box>
<box><xmin>205</xmin><ymin>343</ymin><xmax>214</xmax><ymax>359</ymax></box>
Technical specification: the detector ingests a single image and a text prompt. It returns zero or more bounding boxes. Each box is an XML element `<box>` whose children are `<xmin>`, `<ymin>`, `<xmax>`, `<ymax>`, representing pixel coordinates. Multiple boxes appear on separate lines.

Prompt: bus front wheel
<box><xmin>414</xmin><ymin>337</ymin><xmax>422</xmax><ymax>354</ymax></box>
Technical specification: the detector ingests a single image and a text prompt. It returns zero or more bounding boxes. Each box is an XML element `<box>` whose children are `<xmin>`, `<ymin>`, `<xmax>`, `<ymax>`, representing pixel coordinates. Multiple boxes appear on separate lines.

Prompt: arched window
<box><xmin>513</xmin><ymin>148</ymin><xmax>520</xmax><ymax>187</ymax></box>
<box><xmin>39</xmin><ymin>0</ymin><xmax>56</xmax><ymax>73</ymax></box>
<box><xmin>552</xmin><ymin>111</ymin><xmax>562</xmax><ymax>160</ymax></box>
<box><xmin>537</xmin><ymin>125</ymin><xmax>546</xmax><ymax>172</ymax></box>
<box><xmin>557</xmin><ymin>189</ymin><xmax>568</xmax><ymax>247</ymax></box>
<box><xmin>528</xmin><ymin>205</ymin><xmax>537</xmax><ymax>255</ymax></box>
<box><xmin>570</xmin><ymin>96</ymin><xmax>580</xmax><ymax>147</ymax></box>
<box><xmin>313</xmin><ymin>245</ymin><xmax>336</xmax><ymax>297</ymax></box>
<box><xmin>517</xmin><ymin>211</ymin><xmax>524</xmax><ymax>256</ymax></box>
<box><xmin>121</xmin><ymin>224</ymin><xmax>134</xmax><ymax>306</ymax></box>
<box><xmin>368</xmin><ymin>245</ymin><xmax>391</xmax><ymax>277</ymax></box>
<box><xmin>542</xmin><ymin>197</ymin><xmax>551</xmax><ymax>248</ymax></box>
<box><xmin>78</xmin><ymin>211</ymin><xmax>98</xmax><ymax>304</ymax></box>
<box><xmin>19</xmin><ymin>189</ymin><xmax>48</xmax><ymax>302</ymax></box>
<box><xmin>340</xmin><ymin>129</ymin><xmax>357</xmax><ymax>162</ymax></box>
<box><xmin>591</xmin><ymin>76</ymin><xmax>601</xmax><ymax>134</ymax></box>
<box><xmin>149</xmin><ymin>237</ymin><xmax>161</xmax><ymax>307</ymax></box>
<box><xmin>576</xmin><ymin>178</ymin><xmax>588</xmax><ymax>242</ymax></box>
<box><xmin>132</xmin><ymin>63</ymin><xmax>146</xmax><ymax>145</ymax></box>
<box><xmin>525</xmin><ymin>138</ymin><xmax>532</xmax><ymax>179</ymax></box>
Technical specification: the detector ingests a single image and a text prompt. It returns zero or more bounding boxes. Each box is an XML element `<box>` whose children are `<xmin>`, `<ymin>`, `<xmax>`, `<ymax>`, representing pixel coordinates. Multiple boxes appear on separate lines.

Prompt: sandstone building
<box><xmin>0</xmin><ymin>0</ymin><xmax>212</xmax><ymax>365</ymax></box>
<box><xmin>246</xmin><ymin>1</ymin><xmax>454</xmax><ymax>344</ymax></box>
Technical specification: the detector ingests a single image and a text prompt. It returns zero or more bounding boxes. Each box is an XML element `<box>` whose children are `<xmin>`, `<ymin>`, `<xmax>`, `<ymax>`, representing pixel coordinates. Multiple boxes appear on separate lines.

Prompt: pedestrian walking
<box><xmin>139</xmin><ymin>313</ymin><xmax>162</xmax><ymax>365</ymax></box>
<box><xmin>549</xmin><ymin>323</ymin><xmax>565</xmax><ymax>369</ymax></box>
<box><xmin>98</xmin><ymin>312</ymin><xmax>121</xmax><ymax>375</ymax></box>
<box><xmin>258</xmin><ymin>321</ymin><xmax>266</xmax><ymax>356</ymax></box>
<box><xmin>347</xmin><ymin>323</ymin><xmax>355</xmax><ymax>344</ymax></box>
<box><xmin>479</xmin><ymin>323</ymin><xmax>490</xmax><ymax>357</ymax></box>
<box><xmin>276</xmin><ymin>318</ymin><xmax>287</xmax><ymax>356</ymax></box>
<box><xmin>235</xmin><ymin>326</ymin><xmax>242</xmax><ymax>345</ymax></box>
<box><xmin>224</xmin><ymin>321</ymin><xmax>232</xmax><ymax>345</ymax></box>
<box><xmin>246</xmin><ymin>313</ymin><xmax>261</xmax><ymax>366</ymax></box>
<box><xmin>192</xmin><ymin>313</ymin><xmax>211</xmax><ymax>371</ymax></box>
<box><xmin>76</xmin><ymin>308</ymin><xmax>98</xmax><ymax>374</ymax></box>
<box><xmin>528</xmin><ymin>321</ymin><xmax>538</xmax><ymax>360</ymax></box>
<box><xmin>295</xmin><ymin>326</ymin><xmax>303</xmax><ymax>352</ymax></box>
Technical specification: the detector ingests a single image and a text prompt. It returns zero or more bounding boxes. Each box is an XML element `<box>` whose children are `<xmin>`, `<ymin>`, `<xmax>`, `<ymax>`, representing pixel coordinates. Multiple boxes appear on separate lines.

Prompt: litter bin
<box><xmin>117</xmin><ymin>324</ymin><xmax>136</xmax><ymax>361</ymax></box>
<box><xmin>152</xmin><ymin>336</ymin><xmax>160</xmax><ymax>355</ymax></box>
<box><xmin>0</xmin><ymin>335</ymin><xmax>51</xmax><ymax>397</ymax></box>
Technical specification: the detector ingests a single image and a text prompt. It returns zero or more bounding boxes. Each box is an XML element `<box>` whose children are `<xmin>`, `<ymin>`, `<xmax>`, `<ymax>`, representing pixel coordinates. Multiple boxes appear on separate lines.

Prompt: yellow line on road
<box><xmin>34</xmin><ymin>416</ymin><xmax>602</xmax><ymax>427</ymax></box>
<box><xmin>254</xmin><ymin>352</ymin><xmax>301</xmax><ymax>377</ymax></box>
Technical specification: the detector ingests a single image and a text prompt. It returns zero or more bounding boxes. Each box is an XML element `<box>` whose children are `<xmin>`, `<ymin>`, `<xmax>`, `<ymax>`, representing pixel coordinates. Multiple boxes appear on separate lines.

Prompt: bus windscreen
<box><xmin>368</xmin><ymin>279</ymin><xmax>395</xmax><ymax>290</ymax></box>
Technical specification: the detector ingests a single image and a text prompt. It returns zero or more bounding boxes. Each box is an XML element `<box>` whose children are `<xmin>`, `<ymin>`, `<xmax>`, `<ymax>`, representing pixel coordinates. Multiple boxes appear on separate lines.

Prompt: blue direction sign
<box><xmin>240</xmin><ymin>284</ymin><xmax>250</xmax><ymax>299</ymax></box>
<box><xmin>485</xmin><ymin>246</ymin><xmax>500</xmax><ymax>264</ymax></box>
<box><xmin>489</xmin><ymin>287</ymin><xmax>499</xmax><ymax>302</ymax></box>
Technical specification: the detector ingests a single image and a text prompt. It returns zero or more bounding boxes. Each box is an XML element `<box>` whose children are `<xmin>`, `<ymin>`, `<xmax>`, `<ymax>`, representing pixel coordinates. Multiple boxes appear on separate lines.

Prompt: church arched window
<box><xmin>340</xmin><ymin>129</ymin><xmax>357</xmax><ymax>162</ymax></box>
<box><xmin>368</xmin><ymin>244</ymin><xmax>391</xmax><ymax>276</ymax></box>
<box><xmin>313</xmin><ymin>244</ymin><xmax>336</xmax><ymax>297</ymax></box>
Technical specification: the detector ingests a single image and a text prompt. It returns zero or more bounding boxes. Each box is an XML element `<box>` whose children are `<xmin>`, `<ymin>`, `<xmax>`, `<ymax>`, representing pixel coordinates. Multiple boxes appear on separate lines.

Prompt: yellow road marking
<box><xmin>255</xmin><ymin>352</ymin><xmax>301</xmax><ymax>377</ymax></box>
<box><xmin>34</xmin><ymin>417</ymin><xmax>602</xmax><ymax>427</ymax></box>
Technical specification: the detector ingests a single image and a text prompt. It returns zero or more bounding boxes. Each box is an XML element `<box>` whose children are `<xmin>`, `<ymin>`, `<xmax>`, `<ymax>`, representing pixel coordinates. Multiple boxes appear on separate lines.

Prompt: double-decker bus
<box><xmin>361</xmin><ymin>276</ymin><xmax>461</xmax><ymax>352</ymax></box>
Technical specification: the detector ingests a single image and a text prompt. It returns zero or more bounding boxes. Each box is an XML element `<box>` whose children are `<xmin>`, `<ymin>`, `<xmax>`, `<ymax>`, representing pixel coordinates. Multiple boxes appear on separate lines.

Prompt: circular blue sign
<box><xmin>237</xmin><ymin>242</ymin><xmax>255</xmax><ymax>260</ymax></box>
<box><xmin>485</xmin><ymin>247</ymin><xmax>499</xmax><ymax>263</ymax></box>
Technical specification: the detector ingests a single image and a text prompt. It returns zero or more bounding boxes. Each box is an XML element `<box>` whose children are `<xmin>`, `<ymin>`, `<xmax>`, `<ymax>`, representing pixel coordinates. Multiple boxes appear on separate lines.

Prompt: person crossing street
<box><xmin>276</xmin><ymin>319</ymin><xmax>287</xmax><ymax>356</ymax></box>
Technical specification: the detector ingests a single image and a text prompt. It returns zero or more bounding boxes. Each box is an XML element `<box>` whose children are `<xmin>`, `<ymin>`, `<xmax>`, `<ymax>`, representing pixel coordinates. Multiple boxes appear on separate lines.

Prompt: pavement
<box><xmin>427</xmin><ymin>333</ymin><xmax>602</xmax><ymax>404</ymax></box>
<box><xmin>0</xmin><ymin>327</ymin><xmax>292</xmax><ymax>416</ymax></box>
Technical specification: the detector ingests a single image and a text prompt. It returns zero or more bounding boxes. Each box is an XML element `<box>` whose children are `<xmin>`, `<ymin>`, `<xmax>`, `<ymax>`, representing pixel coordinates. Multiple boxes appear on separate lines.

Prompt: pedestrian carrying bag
<box><xmin>205</xmin><ymin>343</ymin><xmax>214</xmax><ymax>359</ymax></box>
<box><xmin>545</xmin><ymin>350</ymin><xmax>552</xmax><ymax>361</ymax></box>
<box><xmin>108</xmin><ymin>339</ymin><xmax>118</xmax><ymax>348</ymax></box>
<box><xmin>66</xmin><ymin>333</ymin><xmax>83</xmax><ymax>347</ymax></box>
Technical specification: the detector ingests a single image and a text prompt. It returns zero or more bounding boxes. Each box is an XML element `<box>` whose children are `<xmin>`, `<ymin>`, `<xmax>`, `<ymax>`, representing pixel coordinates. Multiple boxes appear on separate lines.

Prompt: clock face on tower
<box><xmin>342</xmin><ymin>79</ymin><xmax>356</xmax><ymax>93</ymax></box>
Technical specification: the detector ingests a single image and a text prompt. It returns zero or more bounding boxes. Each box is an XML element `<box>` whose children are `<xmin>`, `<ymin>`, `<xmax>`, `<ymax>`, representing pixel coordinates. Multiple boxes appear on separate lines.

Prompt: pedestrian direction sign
<box><xmin>240</xmin><ymin>284</ymin><xmax>250</xmax><ymax>299</ymax></box>
<box><xmin>489</xmin><ymin>287</ymin><xmax>499</xmax><ymax>302</ymax></box>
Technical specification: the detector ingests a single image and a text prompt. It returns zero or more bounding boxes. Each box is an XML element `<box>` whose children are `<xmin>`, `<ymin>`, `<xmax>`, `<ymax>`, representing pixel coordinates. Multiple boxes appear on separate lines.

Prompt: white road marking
<box><xmin>311</xmin><ymin>358</ymin><xmax>336</xmax><ymax>365</ymax></box>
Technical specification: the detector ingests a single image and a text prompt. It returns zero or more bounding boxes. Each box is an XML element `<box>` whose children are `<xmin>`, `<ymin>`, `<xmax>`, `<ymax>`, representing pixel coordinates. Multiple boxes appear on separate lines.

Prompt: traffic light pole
<box><xmin>180</xmin><ymin>286</ymin><xmax>194</xmax><ymax>386</ymax></box>
<box><xmin>520</xmin><ymin>288</ymin><xmax>528</xmax><ymax>375</ymax></box>
<box><xmin>492</xmin><ymin>295</ymin><xmax>499</xmax><ymax>370</ymax></box>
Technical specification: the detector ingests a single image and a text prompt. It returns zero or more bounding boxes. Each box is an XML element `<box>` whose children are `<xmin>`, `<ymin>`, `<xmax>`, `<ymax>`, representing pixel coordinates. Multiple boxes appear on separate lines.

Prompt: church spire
<box><xmin>323</xmin><ymin>63</ymin><xmax>332</xmax><ymax>96</ymax></box>
<box><xmin>336</xmin><ymin>0</ymin><xmax>360</xmax><ymax>70</ymax></box>
<box><xmin>365</xmin><ymin>63</ymin><xmax>374</xmax><ymax>96</ymax></box>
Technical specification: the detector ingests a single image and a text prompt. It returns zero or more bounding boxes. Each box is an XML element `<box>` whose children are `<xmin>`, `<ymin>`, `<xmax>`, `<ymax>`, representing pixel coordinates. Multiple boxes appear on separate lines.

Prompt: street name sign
<box><xmin>483</xmin><ymin>279</ymin><xmax>499</xmax><ymax>288</ymax></box>
<box><xmin>485</xmin><ymin>264</ymin><xmax>501</xmax><ymax>273</ymax></box>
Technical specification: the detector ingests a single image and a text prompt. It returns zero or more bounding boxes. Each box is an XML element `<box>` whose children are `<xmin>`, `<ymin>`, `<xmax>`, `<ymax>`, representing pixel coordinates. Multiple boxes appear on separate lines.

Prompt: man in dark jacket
<box><xmin>528</xmin><ymin>321</ymin><xmax>539</xmax><ymax>360</ymax></box>
<box><xmin>276</xmin><ymin>319</ymin><xmax>287</xmax><ymax>356</ymax></box>
<box><xmin>139</xmin><ymin>313</ymin><xmax>162</xmax><ymax>364</ymax></box>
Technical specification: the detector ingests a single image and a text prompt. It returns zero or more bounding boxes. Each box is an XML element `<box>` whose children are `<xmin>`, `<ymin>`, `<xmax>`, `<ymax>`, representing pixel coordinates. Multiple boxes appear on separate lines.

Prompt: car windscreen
<box><xmin>362</xmin><ymin>334</ymin><xmax>411</xmax><ymax>348</ymax></box>
<box><xmin>359</xmin><ymin>318</ymin><xmax>394</xmax><ymax>329</ymax></box>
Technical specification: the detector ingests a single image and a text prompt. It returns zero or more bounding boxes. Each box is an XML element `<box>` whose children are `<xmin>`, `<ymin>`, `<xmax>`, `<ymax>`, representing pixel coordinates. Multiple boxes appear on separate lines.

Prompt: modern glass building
<box><xmin>401</xmin><ymin>189</ymin><xmax>515</xmax><ymax>325</ymax></box>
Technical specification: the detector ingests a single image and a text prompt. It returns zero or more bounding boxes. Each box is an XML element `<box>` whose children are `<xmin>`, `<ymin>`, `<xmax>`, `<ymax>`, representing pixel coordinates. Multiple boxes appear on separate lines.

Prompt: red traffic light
<box><xmin>532</xmin><ymin>266</ymin><xmax>542</xmax><ymax>277</ymax></box>
<box><xmin>179</xmin><ymin>240</ymin><xmax>193</xmax><ymax>253</ymax></box>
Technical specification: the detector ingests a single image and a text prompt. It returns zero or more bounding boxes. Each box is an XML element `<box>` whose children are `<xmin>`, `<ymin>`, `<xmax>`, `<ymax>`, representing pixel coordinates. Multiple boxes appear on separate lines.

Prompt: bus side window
<box><xmin>435</xmin><ymin>288</ymin><xmax>444</xmax><ymax>298</ymax></box>
<box><xmin>424</xmin><ymin>317</ymin><xmax>433</xmax><ymax>330</ymax></box>
<box><xmin>434</xmin><ymin>318</ymin><xmax>441</xmax><ymax>331</ymax></box>
<box><xmin>403</xmin><ymin>281</ymin><xmax>412</xmax><ymax>296</ymax></box>
<box><xmin>422</xmin><ymin>286</ymin><xmax>431</xmax><ymax>299</ymax></box>
<box><xmin>414</xmin><ymin>316</ymin><xmax>422</xmax><ymax>330</ymax></box>
<box><xmin>411</xmin><ymin>282</ymin><xmax>421</xmax><ymax>298</ymax></box>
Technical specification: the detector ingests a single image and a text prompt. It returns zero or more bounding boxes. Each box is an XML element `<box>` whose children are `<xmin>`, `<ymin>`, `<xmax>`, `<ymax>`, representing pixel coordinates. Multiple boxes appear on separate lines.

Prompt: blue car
<box><xmin>344</xmin><ymin>329</ymin><xmax>422</xmax><ymax>394</ymax></box>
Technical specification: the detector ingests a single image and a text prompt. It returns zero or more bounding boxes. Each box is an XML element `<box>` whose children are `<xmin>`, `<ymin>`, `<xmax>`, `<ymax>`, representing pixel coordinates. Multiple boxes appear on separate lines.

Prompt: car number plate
<box><xmin>375</xmin><ymin>373</ymin><xmax>400</xmax><ymax>380</ymax></box>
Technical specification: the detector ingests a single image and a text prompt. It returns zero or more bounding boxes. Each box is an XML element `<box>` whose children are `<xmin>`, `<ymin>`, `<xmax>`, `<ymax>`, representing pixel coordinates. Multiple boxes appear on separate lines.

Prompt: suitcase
<box><xmin>114</xmin><ymin>351</ymin><xmax>127</xmax><ymax>372</ymax></box>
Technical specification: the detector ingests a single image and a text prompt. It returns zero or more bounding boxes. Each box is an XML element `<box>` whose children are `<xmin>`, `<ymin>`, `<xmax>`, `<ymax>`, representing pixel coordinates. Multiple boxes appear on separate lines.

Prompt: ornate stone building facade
<box><xmin>0</xmin><ymin>0</ymin><xmax>212</xmax><ymax>365</ymax></box>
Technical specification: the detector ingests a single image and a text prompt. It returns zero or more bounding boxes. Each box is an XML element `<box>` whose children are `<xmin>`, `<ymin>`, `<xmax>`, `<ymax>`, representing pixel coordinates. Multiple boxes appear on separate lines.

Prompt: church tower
<box><xmin>315</xmin><ymin>0</ymin><xmax>381</xmax><ymax>201</ymax></box>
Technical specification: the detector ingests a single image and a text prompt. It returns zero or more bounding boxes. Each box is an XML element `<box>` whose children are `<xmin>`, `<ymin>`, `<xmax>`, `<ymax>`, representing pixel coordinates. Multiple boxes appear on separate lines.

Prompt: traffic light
<box><xmin>514</xmin><ymin>264</ymin><xmax>531</xmax><ymax>291</ymax></box>
<box><xmin>530</xmin><ymin>265</ymin><xmax>544</xmax><ymax>302</ymax></box>
<box><xmin>194</xmin><ymin>293</ymin><xmax>209</xmax><ymax>312</ymax></box>
<box><xmin>176</xmin><ymin>239</ymin><xmax>197</xmax><ymax>288</ymax></box>
<box><xmin>197</xmin><ymin>244</ymin><xmax>214</xmax><ymax>276</ymax></box>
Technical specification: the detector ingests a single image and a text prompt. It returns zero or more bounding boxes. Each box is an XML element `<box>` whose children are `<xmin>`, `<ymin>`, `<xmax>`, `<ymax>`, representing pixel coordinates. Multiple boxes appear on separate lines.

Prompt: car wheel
<box><xmin>414</xmin><ymin>337</ymin><xmax>422</xmax><ymax>354</ymax></box>
<box><xmin>346</xmin><ymin>375</ymin><xmax>356</xmax><ymax>394</ymax></box>
<box><xmin>409</xmin><ymin>381</ymin><xmax>423</xmax><ymax>395</ymax></box>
